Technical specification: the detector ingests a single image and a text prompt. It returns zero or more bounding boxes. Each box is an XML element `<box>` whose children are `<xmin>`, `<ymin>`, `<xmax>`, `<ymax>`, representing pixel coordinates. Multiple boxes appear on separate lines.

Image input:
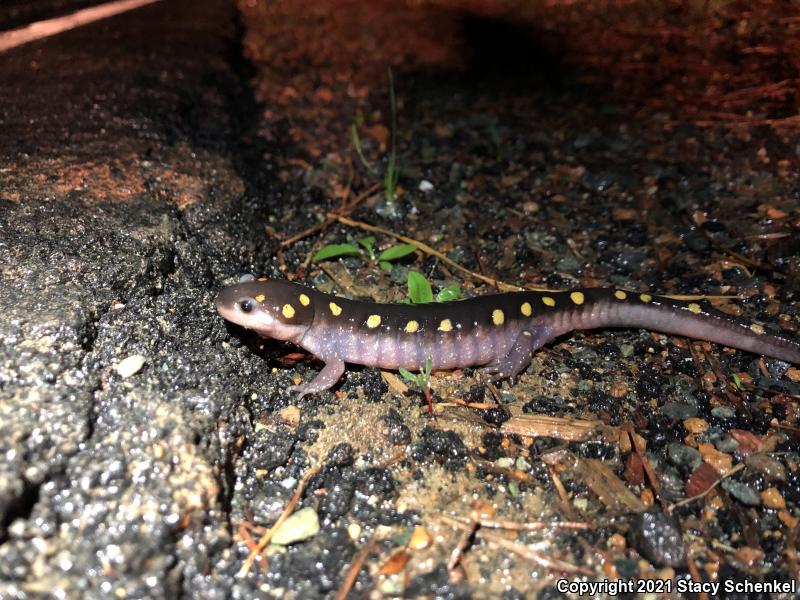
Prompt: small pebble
<box><xmin>667</xmin><ymin>443</ymin><xmax>702</xmax><ymax>472</ymax></box>
<box><xmin>418</xmin><ymin>179</ymin><xmax>434</xmax><ymax>192</ymax></box>
<box><xmin>662</xmin><ymin>402</ymin><xmax>697</xmax><ymax>420</ymax></box>
<box><xmin>698</xmin><ymin>443</ymin><xmax>733</xmax><ymax>475</ymax></box>
<box><xmin>278</xmin><ymin>405</ymin><xmax>301</xmax><ymax>429</ymax></box>
<box><xmin>745</xmin><ymin>454</ymin><xmax>786</xmax><ymax>481</ymax></box>
<box><xmin>683</xmin><ymin>417</ymin><xmax>708</xmax><ymax>434</ymax></box>
<box><xmin>515</xmin><ymin>456</ymin><xmax>531</xmax><ymax>472</ymax></box>
<box><xmin>628</xmin><ymin>510</ymin><xmax>686</xmax><ymax>568</ymax></box>
<box><xmin>760</xmin><ymin>487</ymin><xmax>786</xmax><ymax>510</ymax></box>
<box><xmin>710</xmin><ymin>406</ymin><xmax>736</xmax><ymax>419</ymax></box>
<box><xmin>522</xmin><ymin>201</ymin><xmax>539</xmax><ymax>214</ymax></box>
<box><xmin>271</xmin><ymin>507</ymin><xmax>320</xmax><ymax>545</ymax></box>
<box><xmin>609</xmin><ymin>381</ymin><xmax>628</xmax><ymax>398</ymax></box>
<box><xmin>347</xmin><ymin>523</ymin><xmax>362</xmax><ymax>541</ymax></box>
<box><xmin>495</xmin><ymin>457</ymin><xmax>514</xmax><ymax>469</ymax></box>
<box><xmin>721</xmin><ymin>479</ymin><xmax>760</xmax><ymax>506</ymax></box>
<box><xmin>407</xmin><ymin>526</ymin><xmax>433</xmax><ymax>550</ymax></box>
<box><xmin>114</xmin><ymin>354</ymin><xmax>146</xmax><ymax>378</ymax></box>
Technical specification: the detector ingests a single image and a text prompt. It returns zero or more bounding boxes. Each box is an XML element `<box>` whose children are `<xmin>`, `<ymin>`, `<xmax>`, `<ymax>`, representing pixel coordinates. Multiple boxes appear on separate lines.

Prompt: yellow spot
<box><xmin>640</xmin><ymin>294</ymin><xmax>652</xmax><ymax>303</ymax></box>
<box><xmin>405</xmin><ymin>320</ymin><xmax>419</xmax><ymax>333</ymax></box>
<box><xmin>282</xmin><ymin>304</ymin><xmax>295</xmax><ymax>319</ymax></box>
<box><xmin>257</xmin><ymin>277</ymin><xmax>268</xmax><ymax>282</ymax></box>
<box><xmin>438</xmin><ymin>319</ymin><xmax>453</xmax><ymax>332</ymax></box>
<box><xmin>366</xmin><ymin>314</ymin><xmax>381</xmax><ymax>328</ymax></box>
<box><xmin>255</xmin><ymin>294</ymin><xmax>265</xmax><ymax>303</ymax></box>
<box><xmin>570</xmin><ymin>291</ymin><xmax>585</xmax><ymax>305</ymax></box>
<box><xmin>614</xmin><ymin>290</ymin><xmax>627</xmax><ymax>300</ymax></box>
<box><xmin>688</xmin><ymin>303</ymin><xmax>701</xmax><ymax>314</ymax></box>
<box><xmin>522</xmin><ymin>331</ymin><xmax>532</xmax><ymax>336</ymax></box>
<box><xmin>520</xmin><ymin>302</ymin><xmax>532</xmax><ymax>317</ymax></box>
<box><xmin>750</xmin><ymin>323</ymin><xmax>765</xmax><ymax>335</ymax></box>
<box><xmin>329</xmin><ymin>302</ymin><xmax>342</xmax><ymax>316</ymax></box>
<box><xmin>299</xmin><ymin>294</ymin><xmax>310</xmax><ymax>306</ymax></box>
<box><xmin>492</xmin><ymin>309</ymin><xmax>505</xmax><ymax>325</ymax></box>
<box><xmin>542</xmin><ymin>296</ymin><xmax>556</xmax><ymax>307</ymax></box>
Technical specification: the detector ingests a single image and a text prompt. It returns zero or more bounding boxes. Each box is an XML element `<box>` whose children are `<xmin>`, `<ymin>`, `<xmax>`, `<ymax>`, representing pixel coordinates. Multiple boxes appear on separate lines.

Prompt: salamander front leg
<box><xmin>287</xmin><ymin>357</ymin><xmax>346</xmax><ymax>400</ymax></box>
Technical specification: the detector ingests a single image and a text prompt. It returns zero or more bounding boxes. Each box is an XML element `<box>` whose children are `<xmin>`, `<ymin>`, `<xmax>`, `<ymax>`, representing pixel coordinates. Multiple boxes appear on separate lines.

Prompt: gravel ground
<box><xmin>1</xmin><ymin>0</ymin><xmax>800</xmax><ymax>598</ymax></box>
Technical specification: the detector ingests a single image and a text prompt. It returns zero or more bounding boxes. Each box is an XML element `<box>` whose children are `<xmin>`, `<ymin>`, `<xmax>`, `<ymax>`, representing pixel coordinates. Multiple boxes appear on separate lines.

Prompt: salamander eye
<box><xmin>239</xmin><ymin>299</ymin><xmax>254</xmax><ymax>313</ymax></box>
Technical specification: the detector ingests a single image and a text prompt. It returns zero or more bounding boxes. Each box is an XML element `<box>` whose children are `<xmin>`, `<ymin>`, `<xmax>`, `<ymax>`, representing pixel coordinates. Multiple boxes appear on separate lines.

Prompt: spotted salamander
<box><xmin>216</xmin><ymin>277</ymin><xmax>800</xmax><ymax>398</ymax></box>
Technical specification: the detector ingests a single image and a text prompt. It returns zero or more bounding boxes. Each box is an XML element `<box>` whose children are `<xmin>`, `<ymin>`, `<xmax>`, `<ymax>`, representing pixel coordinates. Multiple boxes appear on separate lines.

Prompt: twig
<box><xmin>331</xmin><ymin>214</ymin><xmax>526</xmax><ymax>292</ymax></box>
<box><xmin>237</xmin><ymin>463</ymin><xmax>322</xmax><ymax>577</ymax></box>
<box><xmin>668</xmin><ymin>463</ymin><xmax>745</xmax><ymax>512</ymax></box>
<box><xmin>334</xmin><ymin>536</ymin><xmax>376</xmax><ymax>600</ymax></box>
<box><xmin>439</xmin><ymin>515</ymin><xmax>593</xmax><ymax>576</ymax></box>
<box><xmin>280</xmin><ymin>182</ymin><xmax>382</xmax><ymax>249</ymax></box>
<box><xmin>445</xmin><ymin>513</ymin><xmax>591</xmax><ymax>532</ymax></box>
<box><xmin>447</xmin><ymin>519</ymin><xmax>477</xmax><ymax>573</ymax></box>
<box><xmin>480</xmin><ymin>530</ymin><xmax>593</xmax><ymax>575</ymax></box>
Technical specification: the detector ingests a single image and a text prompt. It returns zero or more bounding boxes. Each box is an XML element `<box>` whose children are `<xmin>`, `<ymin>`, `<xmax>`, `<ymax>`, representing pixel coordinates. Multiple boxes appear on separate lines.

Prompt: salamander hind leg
<box><xmin>479</xmin><ymin>332</ymin><xmax>536</xmax><ymax>380</ymax></box>
<box><xmin>479</xmin><ymin>327</ymin><xmax>556</xmax><ymax>381</ymax></box>
<box><xmin>287</xmin><ymin>357</ymin><xmax>346</xmax><ymax>400</ymax></box>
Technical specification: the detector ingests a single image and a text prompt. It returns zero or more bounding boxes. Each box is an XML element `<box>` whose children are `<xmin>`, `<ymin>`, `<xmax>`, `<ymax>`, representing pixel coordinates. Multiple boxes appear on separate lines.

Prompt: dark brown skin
<box><xmin>216</xmin><ymin>278</ymin><xmax>800</xmax><ymax>398</ymax></box>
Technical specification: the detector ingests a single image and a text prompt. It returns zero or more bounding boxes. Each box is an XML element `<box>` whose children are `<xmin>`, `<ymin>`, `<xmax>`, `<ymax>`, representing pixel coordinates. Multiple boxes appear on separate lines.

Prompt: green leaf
<box><xmin>398</xmin><ymin>368</ymin><xmax>417</xmax><ymax>384</ymax></box>
<box><xmin>312</xmin><ymin>244</ymin><xmax>362</xmax><ymax>262</ymax></box>
<box><xmin>508</xmin><ymin>480</ymin><xmax>520</xmax><ymax>497</ymax></box>
<box><xmin>407</xmin><ymin>271</ymin><xmax>433</xmax><ymax>304</ymax></box>
<box><xmin>423</xmin><ymin>356</ymin><xmax>432</xmax><ymax>378</ymax></box>
<box><xmin>378</xmin><ymin>260</ymin><xmax>393</xmax><ymax>273</ymax></box>
<box><xmin>731</xmin><ymin>372</ymin><xmax>743</xmax><ymax>390</ymax></box>
<box><xmin>435</xmin><ymin>284</ymin><xmax>461</xmax><ymax>303</ymax></box>
<box><xmin>378</xmin><ymin>243</ymin><xmax>417</xmax><ymax>262</ymax></box>
<box><xmin>357</xmin><ymin>236</ymin><xmax>376</xmax><ymax>259</ymax></box>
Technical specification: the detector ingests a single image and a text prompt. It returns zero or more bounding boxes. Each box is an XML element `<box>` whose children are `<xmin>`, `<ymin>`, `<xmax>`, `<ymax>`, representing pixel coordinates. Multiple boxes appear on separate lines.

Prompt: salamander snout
<box><xmin>216</xmin><ymin>286</ymin><xmax>266</xmax><ymax>326</ymax></box>
<box><xmin>215</xmin><ymin>280</ymin><xmax>311</xmax><ymax>344</ymax></box>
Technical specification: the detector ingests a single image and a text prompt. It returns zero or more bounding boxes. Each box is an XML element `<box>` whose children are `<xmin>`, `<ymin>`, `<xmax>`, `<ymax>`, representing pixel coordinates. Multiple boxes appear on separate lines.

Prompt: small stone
<box><xmin>628</xmin><ymin>511</ymin><xmax>686</xmax><ymax>568</ymax></box>
<box><xmin>667</xmin><ymin>443</ymin><xmax>702</xmax><ymax>472</ymax></box>
<box><xmin>495</xmin><ymin>457</ymin><xmax>514</xmax><ymax>469</ymax></box>
<box><xmin>515</xmin><ymin>456</ymin><xmax>531</xmax><ymax>472</ymax></box>
<box><xmin>419</xmin><ymin>180</ymin><xmax>434</xmax><ymax>192</ymax></box>
<box><xmin>745</xmin><ymin>454</ymin><xmax>786</xmax><ymax>481</ymax></box>
<box><xmin>347</xmin><ymin>523</ymin><xmax>362</xmax><ymax>541</ymax></box>
<box><xmin>698</xmin><ymin>443</ymin><xmax>732</xmax><ymax>476</ymax></box>
<box><xmin>114</xmin><ymin>354</ymin><xmax>146</xmax><ymax>378</ymax></box>
<box><xmin>609</xmin><ymin>381</ymin><xmax>628</xmax><ymax>398</ymax></box>
<box><xmin>778</xmin><ymin>510</ymin><xmax>798</xmax><ymax>528</ymax></box>
<box><xmin>407</xmin><ymin>526</ymin><xmax>433</xmax><ymax>550</ymax></box>
<box><xmin>522</xmin><ymin>201</ymin><xmax>539</xmax><ymax>214</ymax></box>
<box><xmin>760</xmin><ymin>487</ymin><xmax>786</xmax><ymax>510</ymax></box>
<box><xmin>608</xmin><ymin>533</ymin><xmax>627</xmax><ymax>551</ymax></box>
<box><xmin>683</xmin><ymin>417</ymin><xmax>708</xmax><ymax>434</ymax></box>
<box><xmin>271</xmin><ymin>507</ymin><xmax>320</xmax><ymax>545</ymax></box>
<box><xmin>721</xmin><ymin>479</ymin><xmax>760</xmax><ymax>506</ymax></box>
<box><xmin>662</xmin><ymin>402</ymin><xmax>697</xmax><ymax>420</ymax></box>
<box><xmin>710</xmin><ymin>405</ymin><xmax>735</xmax><ymax>419</ymax></box>
<box><xmin>278</xmin><ymin>405</ymin><xmax>301</xmax><ymax>429</ymax></box>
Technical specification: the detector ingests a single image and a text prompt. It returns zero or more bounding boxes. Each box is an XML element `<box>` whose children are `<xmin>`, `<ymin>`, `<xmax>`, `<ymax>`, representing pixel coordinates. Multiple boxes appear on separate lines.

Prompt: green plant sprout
<box><xmin>349</xmin><ymin>69</ymin><xmax>401</xmax><ymax>203</ymax></box>
<box><xmin>406</xmin><ymin>271</ymin><xmax>462</xmax><ymax>304</ymax></box>
<box><xmin>312</xmin><ymin>236</ymin><xmax>417</xmax><ymax>272</ymax></box>
<box><xmin>399</xmin><ymin>356</ymin><xmax>434</xmax><ymax>414</ymax></box>
<box><xmin>350</xmin><ymin>111</ymin><xmax>377</xmax><ymax>176</ymax></box>
<box><xmin>384</xmin><ymin>67</ymin><xmax>399</xmax><ymax>202</ymax></box>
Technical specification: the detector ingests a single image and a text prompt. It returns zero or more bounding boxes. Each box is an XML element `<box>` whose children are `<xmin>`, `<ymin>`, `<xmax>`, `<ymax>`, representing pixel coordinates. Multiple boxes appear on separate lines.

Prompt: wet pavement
<box><xmin>2</xmin><ymin>0</ymin><xmax>800</xmax><ymax>598</ymax></box>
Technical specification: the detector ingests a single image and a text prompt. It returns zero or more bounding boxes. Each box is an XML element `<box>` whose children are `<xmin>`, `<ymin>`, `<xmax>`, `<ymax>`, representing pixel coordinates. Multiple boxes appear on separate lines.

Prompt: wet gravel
<box><xmin>1</xmin><ymin>0</ymin><xmax>799</xmax><ymax>598</ymax></box>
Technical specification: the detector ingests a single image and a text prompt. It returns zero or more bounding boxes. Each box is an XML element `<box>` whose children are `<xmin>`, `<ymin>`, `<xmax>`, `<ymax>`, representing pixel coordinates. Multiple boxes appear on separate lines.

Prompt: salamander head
<box><xmin>215</xmin><ymin>279</ymin><xmax>313</xmax><ymax>344</ymax></box>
